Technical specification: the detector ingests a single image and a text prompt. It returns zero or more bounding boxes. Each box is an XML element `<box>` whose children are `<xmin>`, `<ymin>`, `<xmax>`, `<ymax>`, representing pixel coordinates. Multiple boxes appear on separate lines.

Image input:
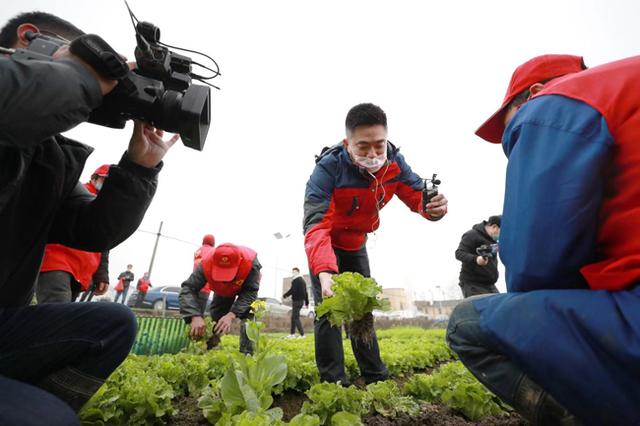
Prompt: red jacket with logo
<box><xmin>40</xmin><ymin>182</ymin><xmax>107</xmax><ymax>290</ymax></box>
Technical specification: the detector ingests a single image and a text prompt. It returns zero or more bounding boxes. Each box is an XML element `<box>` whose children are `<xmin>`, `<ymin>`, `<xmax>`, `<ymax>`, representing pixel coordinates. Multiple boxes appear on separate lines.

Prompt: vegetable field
<box><xmin>79</xmin><ymin>327</ymin><xmax>525</xmax><ymax>425</ymax></box>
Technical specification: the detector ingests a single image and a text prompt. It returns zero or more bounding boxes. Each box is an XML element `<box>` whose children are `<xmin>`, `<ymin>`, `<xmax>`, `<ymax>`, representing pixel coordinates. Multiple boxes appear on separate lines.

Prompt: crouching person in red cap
<box><xmin>179</xmin><ymin>243</ymin><xmax>260</xmax><ymax>354</ymax></box>
<box><xmin>447</xmin><ymin>54</ymin><xmax>640</xmax><ymax>425</ymax></box>
<box><xmin>37</xmin><ymin>165</ymin><xmax>112</xmax><ymax>303</ymax></box>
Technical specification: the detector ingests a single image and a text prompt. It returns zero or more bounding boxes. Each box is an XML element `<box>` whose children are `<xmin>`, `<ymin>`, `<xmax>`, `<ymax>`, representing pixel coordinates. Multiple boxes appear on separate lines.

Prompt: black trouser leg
<box><xmin>291</xmin><ymin>300</ymin><xmax>304</xmax><ymax>335</ymax></box>
<box><xmin>335</xmin><ymin>248</ymin><xmax>389</xmax><ymax>384</ymax></box>
<box><xmin>210</xmin><ymin>294</ymin><xmax>253</xmax><ymax>354</ymax></box>
<box><xmin>36</xmin><ymin>271</ymin><xmax>74</xmax><ymax>304</ymax></box>
<box><xmin>312</xmin><ymin>246</ymin><xmax>388</xmax><ymax>384</ymax></box>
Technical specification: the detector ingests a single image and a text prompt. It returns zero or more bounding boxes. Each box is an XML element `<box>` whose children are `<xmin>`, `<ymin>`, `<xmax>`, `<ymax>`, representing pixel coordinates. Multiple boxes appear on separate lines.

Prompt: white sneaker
<box><xmin>297</xmin><ymin>334</ymin><xmax>306</xmax><ymax>339</ymax></box>
<box><xmin>285</xmin><ymin>334</ymin><xmax>296</xmax><ymax>339</ymax></box>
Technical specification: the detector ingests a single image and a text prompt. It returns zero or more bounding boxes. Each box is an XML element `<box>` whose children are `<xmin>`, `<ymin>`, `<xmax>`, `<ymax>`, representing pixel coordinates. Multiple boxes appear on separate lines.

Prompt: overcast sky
<box><xmin>4</xmin><ymin>0</ymin><xmax>639</xmax><ymax>302</ymax></box>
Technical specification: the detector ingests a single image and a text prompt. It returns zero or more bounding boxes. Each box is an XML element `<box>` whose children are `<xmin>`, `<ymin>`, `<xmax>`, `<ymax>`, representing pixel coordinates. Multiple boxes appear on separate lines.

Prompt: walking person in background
<box><xmin>455</xmin><ymin>215</ymin><xmax>501</xmax><ymax>297</ymax></box>
<box><xmin>135</xmin><ymin>272</ymin><xmax>152</xmax><ymax>308</ymax></box>
<box><xmin>283</xmin><ymin>267</ymin><xmax>309</xmax><ymax>338</ymax></box>
<box><xmin>114</xmin><ymin>264</ymin><xmax>134</xmax><ymax>304</ymax></box>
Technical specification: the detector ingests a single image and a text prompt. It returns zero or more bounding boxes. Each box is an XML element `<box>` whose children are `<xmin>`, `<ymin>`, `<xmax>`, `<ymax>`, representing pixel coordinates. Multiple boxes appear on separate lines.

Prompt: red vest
<box><xmin>201</xmin><ymin>246</ymin><xmax>257</xmax><ymax>297</ymax></box>
<box><xmin>137</xmin><ymin>278</ymin><xmax>151</xmax><ymax>293</ymax></box>
<box><xmin>39</xmin><ymin>182</ymin><xmax>102</xmax><ymax>290</ymax></box>
<box><xmin>538</xmin><ymin>56</ymin><xmax>640</xmax><ymax>290</ymax></box>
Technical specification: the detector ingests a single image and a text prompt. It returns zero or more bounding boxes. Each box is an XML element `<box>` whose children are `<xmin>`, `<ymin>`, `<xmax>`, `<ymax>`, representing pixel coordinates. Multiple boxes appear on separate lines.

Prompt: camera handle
<box><xmin>69</xmin><ymin>35</ymin><xmax>129</xmax><ymax>80</ymax></box>
<box><xmin>422</xmin><ymin>173</ymin><xmax>441</xmax><ymax>213</ymax></box>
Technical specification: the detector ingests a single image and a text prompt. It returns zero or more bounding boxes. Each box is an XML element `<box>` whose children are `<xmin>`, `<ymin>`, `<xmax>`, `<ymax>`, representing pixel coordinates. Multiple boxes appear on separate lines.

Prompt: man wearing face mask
<box><xmin>303</xmin><ymin>102</ymin><xmax>448</xmax><ymax>385</ymax></box>
<box><xmin>37</xmin><ymin>165</ymin><xmax>111</xmax><ymax>304</ymax></box>
<box><xmin>455</xmin><ymin>215</ymin><xmax>501</xmax><ymax>298</ymax></box>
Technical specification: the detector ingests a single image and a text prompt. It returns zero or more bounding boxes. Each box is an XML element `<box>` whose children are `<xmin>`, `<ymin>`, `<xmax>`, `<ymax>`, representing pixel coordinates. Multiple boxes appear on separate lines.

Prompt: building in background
<box><xmin>380</xmin><ymin>287</ymin><xmax>415</xmax><ymax>311</ymax></box>
<box><xmin>415</xmin><ymin>299</ymin><xmax>462</xmax><ymax>319</ymax></box>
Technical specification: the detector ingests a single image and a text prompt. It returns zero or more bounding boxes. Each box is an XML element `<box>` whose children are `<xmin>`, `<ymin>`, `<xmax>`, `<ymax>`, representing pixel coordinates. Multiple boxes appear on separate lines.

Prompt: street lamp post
<box><xmin>273</xmin><ymin>232</ymin><xmax>291</xmax><ymax>299</ymax></box>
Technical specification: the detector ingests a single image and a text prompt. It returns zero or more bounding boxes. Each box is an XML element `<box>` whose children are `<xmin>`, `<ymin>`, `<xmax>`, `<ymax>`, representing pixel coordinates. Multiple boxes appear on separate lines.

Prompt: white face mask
<box><xmin>94</xmin><ymin>181</ymin><xmax>103</xmax><ymax>192</ymax></box>
<box><xmin>351</xmin><ymin>150</ymin><xmax>387</xmax><ymax>173</ymax></box>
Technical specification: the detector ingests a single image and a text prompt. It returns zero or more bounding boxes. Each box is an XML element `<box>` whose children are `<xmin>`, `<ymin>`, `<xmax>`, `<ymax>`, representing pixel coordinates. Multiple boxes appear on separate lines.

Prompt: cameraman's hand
<box><xmin>319</xmin><ymin>272</ymin><xmax>335</xmax><ymax>298</ymax></box>
<box><xmin>426</xmin><ymin>193</ymin><xmax>448</xmax><ymax>219</ymax></box>
<box><xmin>52</xmin><ymin>45</ymin><xmax>118</xmax><ymax>96</ymax></box>
<box><xmin>127</xmin><ymin>121</ymin><xmax>179</xmax><ymax>168</ymax></box>
<box><xmin>190</xmin><ymin>316</ymin><xmax>207</xmax><ymax>339</ymax></box>
<box><xmin>476</xmin><ymin>256</ymin><xmax>489</xmax><ymax>266</ymax></box>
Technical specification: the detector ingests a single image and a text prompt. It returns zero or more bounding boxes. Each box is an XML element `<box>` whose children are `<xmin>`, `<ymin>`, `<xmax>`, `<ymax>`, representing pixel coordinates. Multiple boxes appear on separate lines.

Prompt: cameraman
<box><xmin>455</xmin><ymin>215</ymin><xmax>501</xmax><ymax>297</ymax></box>
<box><xmin>0</xmin><ymin>12</ymin><xmax>177</xmax><ymax>425</ymax></box>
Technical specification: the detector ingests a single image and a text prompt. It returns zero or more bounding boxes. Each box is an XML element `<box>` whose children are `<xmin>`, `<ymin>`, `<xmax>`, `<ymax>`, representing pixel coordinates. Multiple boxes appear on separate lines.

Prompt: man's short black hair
<box><xmin>345</xmin><ymin>103</ymin><xmax>387</xmax><ymax>135</ymax></box>
<box><xmin>0</xmin><ymin>11</ymin><xmax>83</xmax><ymax>47</ymax></box>
<box><xmin>488</xmin><ymin>215</ymin><xmax>502</xmax><ymax>227</ymax></box>
<box><xmin>292</xmin><ymin>267</ymin><xmax>300</xmax><ymax>273</ymax></box>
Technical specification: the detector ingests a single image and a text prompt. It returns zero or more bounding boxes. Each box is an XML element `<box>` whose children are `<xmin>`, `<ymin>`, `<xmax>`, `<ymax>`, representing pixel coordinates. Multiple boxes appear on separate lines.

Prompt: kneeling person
<box><xmin>179</xmin><ymin>243</ymin><xmax>260</xmax><ymax>354</ymax></box>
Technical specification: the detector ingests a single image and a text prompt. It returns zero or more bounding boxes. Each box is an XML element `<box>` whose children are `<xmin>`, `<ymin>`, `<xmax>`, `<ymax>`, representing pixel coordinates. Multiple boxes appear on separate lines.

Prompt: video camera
<box><xmin>4</xmin><ymin>4</ymin><xmax>214</xmax><ymax>151</ymax></box>
<box><xmin>476</xmin><ymin>243</ymin><xmax>499</xmax><ymax>258</ymax></box>
<box><xmin>422</xmin><ymin>173</ymin><xmax>441</xmax><ymax>213</ymax></box>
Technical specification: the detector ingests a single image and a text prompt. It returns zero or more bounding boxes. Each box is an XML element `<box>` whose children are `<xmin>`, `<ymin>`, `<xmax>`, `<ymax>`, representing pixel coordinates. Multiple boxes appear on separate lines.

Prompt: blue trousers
<box><xmin>0</xmin><ymin>303</ymin><xmax>137</xmax><ymax>424</ymax></box>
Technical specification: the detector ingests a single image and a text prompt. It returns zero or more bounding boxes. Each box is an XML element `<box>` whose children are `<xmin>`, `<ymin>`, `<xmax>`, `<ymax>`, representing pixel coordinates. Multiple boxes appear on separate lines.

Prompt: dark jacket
<box><xmin>455</xmin><ymin>222</ymin><xmax>499</xmax><ymax>287</ymax></box>
<box><xmin>0</xmin><ymin>57</ymin><xmax>160</xmax><ymax>307</ymax></box>
<box><xmin>283</xmin><ymin>276</ymin><xmax>309</xmax><ymax>305</ymax></box>
<box><xmin>179</xmin><ymin>257</ymin><xmax>261</xmax><ymax>320</ymax></box>
<box><xmin>117</xmin><ymin>271</ymin><xmax>135</xmax><ymax>289</ymax></box>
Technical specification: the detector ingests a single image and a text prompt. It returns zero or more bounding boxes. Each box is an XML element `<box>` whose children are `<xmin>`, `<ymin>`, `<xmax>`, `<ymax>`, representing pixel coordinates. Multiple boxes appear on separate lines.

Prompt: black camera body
<box><xmin>9</xmin><ymin>21</ymin><xmax>211</xmax><ymax>151</ymax></box>
<box><xmin>422</xmin><ymin>173</ymin><xmax>441</xmax><ymax>213</ymax></box>
<box><xmin>476</xmin><ymin>243</ymin><xmax>499</xmax><ymax>258</ymax></box>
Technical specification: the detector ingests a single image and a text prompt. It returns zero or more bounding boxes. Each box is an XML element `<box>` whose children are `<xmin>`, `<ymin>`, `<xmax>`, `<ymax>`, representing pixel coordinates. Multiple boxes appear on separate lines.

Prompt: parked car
<box><xmin>257</xmin><ymin>297</ymin><xmax>292</xmax><ymax>315</ymax></box>
<box><xmin>128</xmin><ymin>286</ymin><xmax>212</xmax><ymax>312</ymax></box>
<box><xmin>300</xmin><ymin>304</ymin><xmax>316</xmax><ymax>319</ymax></box>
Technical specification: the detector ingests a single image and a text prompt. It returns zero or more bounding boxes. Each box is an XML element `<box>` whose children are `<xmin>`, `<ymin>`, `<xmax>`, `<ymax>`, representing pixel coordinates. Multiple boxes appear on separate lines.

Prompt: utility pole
<box><xmin>147</xmin><ymin>221</ymin><xmax>163</xmax><ymax>280</ymax></box>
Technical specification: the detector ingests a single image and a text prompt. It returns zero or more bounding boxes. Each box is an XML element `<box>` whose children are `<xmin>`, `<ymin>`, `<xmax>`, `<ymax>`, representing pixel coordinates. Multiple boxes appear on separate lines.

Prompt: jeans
<box><xmin>36</xmin><ymin>271</ymin><xmax>82</xmax><ymax>303</ymax></box>
<box><xmin>459</xmin><ymin>282</ymin><xmax>499</xmax><ymax>298</ymax></box>
<box><xmin>113</xmin><ymin>286</ymin><xmax>129</xmax><ymax>304</ymax></box>
<box><xmin>447</xmin><ymin>296</ymin><xmax>579</xmax><ymax>425</ymax></box>
<box><xmin>310</xmin><ymin>246</ymin><xmax>388</xmax><ymax>385</ymax></box>
<box><xmin>290</xmin><ymin>300</ymin><xmax>304</xmax><ymax>335</ymax></box>
<box><xmin>0</xmin><ymin>302</ymin><xmax>137</xmax><ymax>420</ymax></box>
<box><xmin>210</xmin><ymin>295</ymin><xmax>253</xmax><ymax>354</ymax></box>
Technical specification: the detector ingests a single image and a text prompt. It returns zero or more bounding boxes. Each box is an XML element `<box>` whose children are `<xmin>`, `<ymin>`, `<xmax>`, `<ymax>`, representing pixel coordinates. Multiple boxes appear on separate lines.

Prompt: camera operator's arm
<box><xmin>0</xmin><ymin>55</ymin><xmax>112</xmax><ymax>148</ymax></box>
<box><xmin>47</xmin><ymin>153</ymin><xmax>159</xmax><ymax>251</ymax></box>
<box><xmin>393</xmin><ymin>153</ymin><xmax>448</xmax><ymax>220</ymax></box>
<box><xmin>229</xmin><ymin>257</ymin><xmax>261</xmax><ymax>317</ymax></box>
<box><xmin>455</xmin><ymin>230</ymin><xmax>486</xmax><ymax>266</ymax></box>
<box><xmin>179</xmin><ymin>264</ymin><xmax>208</xmax><ymax>320</ymax></box>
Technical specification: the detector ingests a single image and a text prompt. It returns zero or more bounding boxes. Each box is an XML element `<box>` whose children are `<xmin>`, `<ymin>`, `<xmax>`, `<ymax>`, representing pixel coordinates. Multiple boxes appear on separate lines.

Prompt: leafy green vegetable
<box><xmin>301</xmin><ymin>382</ymin><xmax>371</xmax><ymax>425</ymax></box>
<box><xmin>366</xmin><ymin>380</ymin><xmax>420</xmax><ymax>418</ymax></box>
<box><xmin>403</xmin><ymin>361</ymin><xmax>509</xmax><ymax>421</ymax></box>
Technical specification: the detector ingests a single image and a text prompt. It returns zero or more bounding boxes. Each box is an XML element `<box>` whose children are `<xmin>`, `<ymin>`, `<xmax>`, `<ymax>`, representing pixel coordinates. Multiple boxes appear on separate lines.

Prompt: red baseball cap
<box><xmin>202</xmin><ymin>234</ymin><xmax>215</xmax><ymax>246</ymax></box>
<box><xmin>210</xmin><ymin>243</ymin><xmax>241</xmax><ymax>282</ymax></box>
<box><xmin>475</xmin><ymin>54</ymin><xmax>586</xmax><ymax>144</ymax></box>
<box><xmin>92</xmin><ymin>164</ymin><xmax>110</xmax><ymax>177</ymax></box>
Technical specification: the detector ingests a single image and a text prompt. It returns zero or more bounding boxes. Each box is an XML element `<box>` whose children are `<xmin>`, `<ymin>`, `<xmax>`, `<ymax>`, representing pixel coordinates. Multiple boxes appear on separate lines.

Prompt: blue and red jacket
<box><xmin>473</xmin><ymin>56</ymin><xmax>640</xmax><ymax>425</ymax></box>
<box><xmin>303</xmin><ymin>142</ymin><xmax>436</xmax><ymax>275</ymax></box>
